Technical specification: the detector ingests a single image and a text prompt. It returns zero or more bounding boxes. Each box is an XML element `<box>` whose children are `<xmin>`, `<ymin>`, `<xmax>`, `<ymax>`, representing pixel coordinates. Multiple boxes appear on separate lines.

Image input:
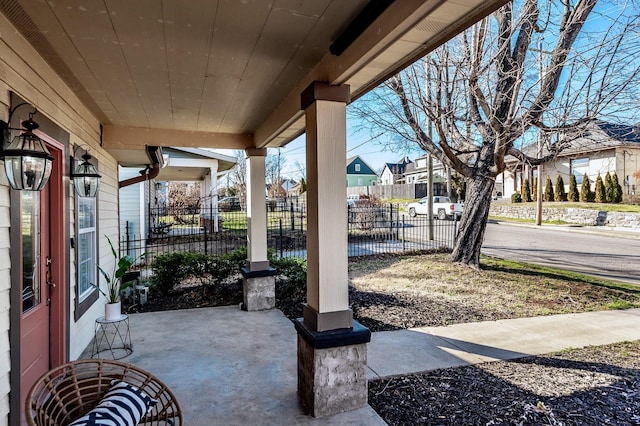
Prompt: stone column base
<box><xmin>294</xmin><ymin>319</ymin><xmax>371</xmax><ymax>418</ymax></box>
<box><xmin>240</xmin><ymin>267</ymin><xmax>276</xmax><ymax>311</ymax></box>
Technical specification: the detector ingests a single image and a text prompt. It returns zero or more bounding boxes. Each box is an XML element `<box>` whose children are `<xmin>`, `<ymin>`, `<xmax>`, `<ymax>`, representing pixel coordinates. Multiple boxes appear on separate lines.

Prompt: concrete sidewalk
<box><xmin>109</xmin><ymin>307</ymin><xmax>640</xmax><ymax>425</ymax></box>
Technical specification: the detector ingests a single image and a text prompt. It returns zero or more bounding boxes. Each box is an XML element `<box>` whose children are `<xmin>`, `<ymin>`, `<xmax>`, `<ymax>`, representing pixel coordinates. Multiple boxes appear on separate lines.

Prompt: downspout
<box><xmin>119</xmin><ymin>146</ymin><xmax>164</xmax><ymax>188</ymax></box>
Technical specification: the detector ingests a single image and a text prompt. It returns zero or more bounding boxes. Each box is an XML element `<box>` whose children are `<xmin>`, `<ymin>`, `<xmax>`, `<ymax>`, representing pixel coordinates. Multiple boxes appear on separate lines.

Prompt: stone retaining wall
<box><xmin>489</xmin><ymin>204</ymin><xmax>640</xmax><ymax>228</ymax></box>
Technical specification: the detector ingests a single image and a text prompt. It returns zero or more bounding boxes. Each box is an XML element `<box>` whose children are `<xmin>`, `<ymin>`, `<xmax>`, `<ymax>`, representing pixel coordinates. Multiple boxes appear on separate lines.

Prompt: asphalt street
<box><xmin>482</xmin><ymin>221</ymin><xmax>640</xmax><ymax>285</ymax></box>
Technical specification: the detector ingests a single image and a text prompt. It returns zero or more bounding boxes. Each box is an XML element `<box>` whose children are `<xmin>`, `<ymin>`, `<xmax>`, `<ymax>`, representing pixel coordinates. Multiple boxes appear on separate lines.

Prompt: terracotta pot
<box><xmin>105</xmin><ymin>301</ymin><xmax>122</xmax><ymax>321</ymax></box>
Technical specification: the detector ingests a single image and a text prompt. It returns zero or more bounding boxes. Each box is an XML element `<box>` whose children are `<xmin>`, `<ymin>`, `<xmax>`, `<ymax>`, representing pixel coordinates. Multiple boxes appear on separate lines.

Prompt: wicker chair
<box><xmin>26</xmin><ymin>359</ymin><xmax>183</xmax><ymax>426</ymax></box>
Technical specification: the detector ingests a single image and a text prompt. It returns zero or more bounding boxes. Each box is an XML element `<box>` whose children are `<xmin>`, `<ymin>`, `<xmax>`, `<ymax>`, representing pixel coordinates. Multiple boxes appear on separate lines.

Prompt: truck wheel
<box><xmin>409</xmin><ymin>207</ymin><xmax>417</xmax><ymax>217</ymax></box>
<box><xmin>437</xmin><ymin>209</ymin><xmax>447</xmax><ymax>220</ymax></box>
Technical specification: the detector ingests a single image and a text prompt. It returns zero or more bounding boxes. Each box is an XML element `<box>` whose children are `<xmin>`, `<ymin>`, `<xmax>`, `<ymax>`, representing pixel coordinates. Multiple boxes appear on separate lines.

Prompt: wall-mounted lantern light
<box><xmin>70</xmin><ymin>149</ymin><xmax>101</xmax><ymax>197</ymax></box>
<box><xmin>0</xmin><ymin>105</ymin><xmax>54</xmax><ymax>191</ymax></box>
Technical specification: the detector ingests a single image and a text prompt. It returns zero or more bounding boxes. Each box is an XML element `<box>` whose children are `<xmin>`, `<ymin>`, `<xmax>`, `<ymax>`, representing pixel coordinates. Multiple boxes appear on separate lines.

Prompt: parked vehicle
<box><xmin>407</xmin><ymin>196</ymin><xmax>463</xmax><ymax>220</ymax></box>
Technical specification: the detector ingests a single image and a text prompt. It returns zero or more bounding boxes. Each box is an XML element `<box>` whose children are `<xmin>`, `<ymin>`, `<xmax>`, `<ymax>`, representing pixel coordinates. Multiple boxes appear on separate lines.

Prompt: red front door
<box><xmin>19</xmin><ymin>187</ymin><xmax>51</xmax><ymax>407</ymax></box>
<box><xmin>19</xmin><ymin>136</ymin><xmax>66</xmax><ymax>413</ymax></box>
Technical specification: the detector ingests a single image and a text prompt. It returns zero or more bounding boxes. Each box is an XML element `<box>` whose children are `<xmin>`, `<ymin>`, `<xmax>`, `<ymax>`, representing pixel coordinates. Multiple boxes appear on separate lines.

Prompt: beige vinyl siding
<box><xmin>1</xmin><ymin>11</ymin><xmax>119</xmax><ymax>418</ymax></box>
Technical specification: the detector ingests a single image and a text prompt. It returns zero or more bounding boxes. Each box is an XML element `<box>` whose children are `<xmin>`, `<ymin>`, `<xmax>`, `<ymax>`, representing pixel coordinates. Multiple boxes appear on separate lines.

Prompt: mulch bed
<box><xmin>369</xmin><ymin>341</ymin><xmax>640</xmax><ymax>426</ymax></box>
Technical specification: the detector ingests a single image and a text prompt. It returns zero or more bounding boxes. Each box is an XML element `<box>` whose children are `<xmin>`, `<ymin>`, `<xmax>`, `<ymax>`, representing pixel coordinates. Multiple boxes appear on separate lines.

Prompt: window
<box><xmin>571</xmin><ymin>157</ymin><xmax>589</xmax><ymax>184</ymax></box>
<box><xmin>77</xmin><ymin>197</ymin><xmax>96</xmax><ymax>301</ymax></box>
<box><xmin>358</xmin><ymin>178</ymin><xmax>363</xmax><ymax>185</ymax></box>
<box><xmin>355</xmin><ymin>164</ymin><xmax>361</xmax><ymax>172</ymax></box>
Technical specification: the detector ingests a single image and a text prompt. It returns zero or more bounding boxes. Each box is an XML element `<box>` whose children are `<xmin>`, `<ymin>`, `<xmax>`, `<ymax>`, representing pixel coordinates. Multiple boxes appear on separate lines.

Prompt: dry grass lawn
<box><xmin>348</xmin><ymin>253</ymin><xmax>640</xmax><ymax>331</ymax></box>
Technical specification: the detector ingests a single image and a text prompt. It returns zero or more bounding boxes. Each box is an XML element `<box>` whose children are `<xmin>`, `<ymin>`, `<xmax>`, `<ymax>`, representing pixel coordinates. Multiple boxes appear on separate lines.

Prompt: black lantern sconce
<box><xmin>0</xmin><ymin>104</ymin><xmax>54</xmax><ymax>191</ymax></box>
<box><xmin>70</xmin><ymin>147</ymin><xmax>101</xmax><ymax>198</ymax></box>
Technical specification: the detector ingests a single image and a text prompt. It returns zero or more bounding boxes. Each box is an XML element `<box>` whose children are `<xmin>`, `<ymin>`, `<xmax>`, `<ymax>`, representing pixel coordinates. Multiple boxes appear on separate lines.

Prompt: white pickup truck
<box><xmin>407</xmin><ymin>196</ymin><xmax>464</xmax><ymax>220</ymax></box>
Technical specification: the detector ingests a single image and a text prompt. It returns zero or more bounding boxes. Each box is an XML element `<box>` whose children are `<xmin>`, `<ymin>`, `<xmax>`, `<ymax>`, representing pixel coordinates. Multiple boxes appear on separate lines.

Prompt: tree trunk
<box><xmin>449</xmin><ymin>175</ymin><xmax>495</xmax><ymax>268</ymax></box>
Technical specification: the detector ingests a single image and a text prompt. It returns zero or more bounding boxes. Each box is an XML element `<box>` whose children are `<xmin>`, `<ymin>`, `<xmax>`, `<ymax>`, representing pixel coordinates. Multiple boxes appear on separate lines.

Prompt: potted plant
<box><xmin>94</xmin><ymin>235</ymin><xmax>145</xmax><ymax>320</ymax></box>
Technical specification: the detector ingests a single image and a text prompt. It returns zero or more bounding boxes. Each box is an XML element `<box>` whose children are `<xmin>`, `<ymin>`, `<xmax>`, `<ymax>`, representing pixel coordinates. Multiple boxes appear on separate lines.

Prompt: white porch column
<box><xmin>295</xmin><ymin>82</ymin><xmax>370</xmax><ymax>418</ymax></box>
<box><xmin>241</xmin><ymin>148</ymin><xmax>275</xmax><ymax>311</ymax></box>
<box><xmin>302</xmin><ymin>84</ymin><xmax>351</xmax><ymax>330</ymax></box>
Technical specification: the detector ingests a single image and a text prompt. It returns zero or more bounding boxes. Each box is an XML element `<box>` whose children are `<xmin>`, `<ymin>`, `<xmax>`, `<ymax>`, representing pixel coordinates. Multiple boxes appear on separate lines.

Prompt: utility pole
<box><xmin>534</xmin><ymin>39</ymin><xmax>548</xmax><ymax>227</ymax></box>
<box><xmin>425</xmin><ymin>58</ymin><xmax>434</xmax><ymax>240</ymax></box>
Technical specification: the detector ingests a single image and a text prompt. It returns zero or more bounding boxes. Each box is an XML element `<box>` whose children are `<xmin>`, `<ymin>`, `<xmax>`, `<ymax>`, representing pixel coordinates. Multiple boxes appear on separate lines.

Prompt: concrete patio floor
<box><xmin>97</xmin><ymin>306</ymin><xmax>386</xmax><ymax>426</ymax></box>
<box><xmin>80</xmin><ymin>306</ymin><xmax>640</xmax><ymax>425</ymax></box>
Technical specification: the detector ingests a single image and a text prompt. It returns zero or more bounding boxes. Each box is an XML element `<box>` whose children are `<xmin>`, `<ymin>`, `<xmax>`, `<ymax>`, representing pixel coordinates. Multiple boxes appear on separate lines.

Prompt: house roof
<box><xmin>517</xmin><ymin>120</ymin><xmax>640</xmax><ymax>160</ymax></box>
<box><xmin>383</xmin><ymin>162</ymin><xmax>408</xmax><ymax>175</ymax></box>
<box><xmin>0</xmin><ymin>0</ymin><xmax>509</xmax><ymax>167</ymax></box>
<box><xmin>159</xmin><ymin>147</ymin><xmax>238</xmax><ymax>181</ymax></box>
<box><xmin>346</xmin><ymin>155</ymin><xmax>377</xmax><ymax>175</ymax></box>
<box><xmin>596</xmin><ymin>122</ymin><xmax>640</xmax><ymax>144</ymax></box>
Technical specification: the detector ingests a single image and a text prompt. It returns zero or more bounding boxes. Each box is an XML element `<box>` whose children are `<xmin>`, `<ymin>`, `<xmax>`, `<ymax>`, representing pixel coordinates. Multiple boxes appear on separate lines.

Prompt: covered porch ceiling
<box><xmin>0</xmin><ymin>0</ymin><xmax>509</xmax><ymax>167</ymax></box>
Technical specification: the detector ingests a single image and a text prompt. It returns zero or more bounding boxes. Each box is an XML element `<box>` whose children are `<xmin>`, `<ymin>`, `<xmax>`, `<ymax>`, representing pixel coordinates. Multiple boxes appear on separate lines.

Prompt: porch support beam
<box><xmin>296</xmin><ymin>81</ymin><xmax>371</xmax><ymax>418</ymax></box>
<box><xmin>102</xmin><ymin>125</ymin><xmax>253</xmax><ymax>150</ymax></box>
<box><xmin>241</xmin><ymin>148</ymin><xmax>275</xmax><ymax>311</ymax></box>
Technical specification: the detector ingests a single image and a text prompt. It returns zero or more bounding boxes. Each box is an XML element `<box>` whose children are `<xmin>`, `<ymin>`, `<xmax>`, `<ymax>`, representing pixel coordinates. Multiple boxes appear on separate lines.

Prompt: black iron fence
<box><xmin>120</xmin><ymin>198</ymin><xmax>458</xmax><ymax>272</ymax></box>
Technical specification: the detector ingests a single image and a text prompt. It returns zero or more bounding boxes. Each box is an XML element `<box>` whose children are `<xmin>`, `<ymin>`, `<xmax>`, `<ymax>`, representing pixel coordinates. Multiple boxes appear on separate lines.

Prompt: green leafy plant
<box><xmin>94</xmin><ymin>235</ymin><xmax>145</xmax><ymax>303</ymax></box>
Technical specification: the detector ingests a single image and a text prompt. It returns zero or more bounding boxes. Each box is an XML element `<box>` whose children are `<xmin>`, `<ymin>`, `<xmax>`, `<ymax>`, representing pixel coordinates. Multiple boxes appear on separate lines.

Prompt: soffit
<box><xmin>0</xmin><ymin>0</ymin><xmax>509</xmax><ymax>163</ymax></box>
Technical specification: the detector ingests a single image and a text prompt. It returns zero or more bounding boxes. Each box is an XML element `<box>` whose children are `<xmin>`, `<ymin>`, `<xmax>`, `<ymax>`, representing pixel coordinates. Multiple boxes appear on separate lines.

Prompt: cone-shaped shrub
<box><xmin>568</xmin><ymin>174</ymin><xmax>579</xmax><ymax>202</ymax></box>
<box><xmin>543</xmin><ymin>176</ymin><xmax>554</xmax><ymax>201</ymax></box>
<box><xmin>612</xmin><ymin>173</ymin><xmax>623</xmax><ymax>203</ymax></box>
<box><xmin>580</xmin><ymin>174</ymin><xmax>593</xmax><ymax>202</ymax></box>
<box><xmin>555</xmin><ymin>175</ymin><xmax>566</xmax><ymax>201</ymax></box>
<box><xmin>604</xmin><ymin>172</ymin><xmax>614</xmax><ymax>203</ymax></box>
<box><xmin>522</xmin><ymin>178</ymin><xmax>532</xmax><ymax>202</ymax></box>
<box><xmin>532</xmin><ymin>177</ymin><xmax>538</xmax><ymax>202</ymax></box>
<box><xmin>594</xmin><ymin>174</ymin><xmax>606</xmax><ymax>203</ymax></box>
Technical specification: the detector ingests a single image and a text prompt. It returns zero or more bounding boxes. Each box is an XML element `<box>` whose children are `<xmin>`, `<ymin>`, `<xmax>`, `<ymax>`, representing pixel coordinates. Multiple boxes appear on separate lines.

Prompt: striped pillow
<box><xmin>69</xmin><ymin>380</ymin><xmax>157</xmax><ymax>426</ymax></box>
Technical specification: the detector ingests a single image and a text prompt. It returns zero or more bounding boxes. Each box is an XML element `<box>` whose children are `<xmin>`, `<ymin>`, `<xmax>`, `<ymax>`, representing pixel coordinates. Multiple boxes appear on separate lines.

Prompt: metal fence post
<box><xmin>279</xmin><ymin>218</ymin><xmax>284</xmax><ymax>258</ymax></box>
<box><xmin>402</xmin><ymin>215</ymin><xmax>406</xmax><ymax>252</ymax></box>
<box><xmin>204</xmin><ymin>224</ymin><xmax>208</xmax><ymax>255</ymax></box>
<box><xmin>290</xmin><ymin>202</ymin><xmax>295</xmax><ymax>231</ymax></box>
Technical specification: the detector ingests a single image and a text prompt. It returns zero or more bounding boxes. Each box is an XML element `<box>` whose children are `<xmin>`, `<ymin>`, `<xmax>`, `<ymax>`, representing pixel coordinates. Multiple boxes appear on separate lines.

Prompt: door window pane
<box><xmin>22</xmin><ymin>191</ymin><xmax>41</xmax><ymax>312</ymax></box>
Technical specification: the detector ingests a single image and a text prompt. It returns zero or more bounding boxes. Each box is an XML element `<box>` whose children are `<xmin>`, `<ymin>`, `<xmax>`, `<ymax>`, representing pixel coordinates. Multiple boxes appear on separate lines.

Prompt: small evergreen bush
<box><xmin>543</xmin><ymin>176</ymin><xmax>554</xmax><ymax>202</ymax></box>
<box><xmin>611</xmin><ymin>173</ymin><xmax>623</xmax><ymax>203</ymax></box>
<box><xmin>555</xmin><ymin>175</ymin><xmax>566</xmax><ymax>201</ymax></box>
<box><xmin>522</xmin><ymin>179</ymin><xmax>532</xmax><ymax>202</ymax></box>
<box><xmin>532</xmin><ymin>177</ymin><xmax>538</xmax><ymax>202</ymax></box>
<box><xmin>594</xmin><ymin>174</ymin><xmax>606</xmax><ymax>203</ymax></box>
<box><xmin>580</xmin><ymin>174</ymin><xmax>593</xmax><ymax>202</ymax></box>
<box><xmin>511</xmin><ymin>192</ymin><xmax>523</xmax><ymax>203</ymax></box>
<box><xmin>271</xmin><ymin>256</ymin><xmax>307</xmax><ymax>301</ymax></box>
<box><xmin>568</xmin><ymin>174</ymin><xmax>579</xmax><ymax>202</ymax></box>
<box><xmin>604</xmin><ymin>172</ymin><xmax>614</xmax><ymax>203</ymax></box>
<box><xmin>150</xmin><ymin>251</ymin><xmax>235</xmax><ymax>295</ymax></box>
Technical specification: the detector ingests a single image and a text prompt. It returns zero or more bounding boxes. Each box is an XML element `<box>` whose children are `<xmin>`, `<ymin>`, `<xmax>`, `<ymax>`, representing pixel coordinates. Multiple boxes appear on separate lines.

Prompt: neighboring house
<box><xmin>498</xmin><ymin>120</ymin><xmax>640</xmax><ymax>199</ymax></box>
<box><xmin>288</xmin><ymin>181</ymin><xmax>302</xmax><ymax>197</ymax></box>
<box><xmin>380</xmin><ymin>157</ymin><xmax>412</xmax><ymax>185</ymax></box>
<box><xmin>403</xmin><ymin>155</ymin><xmax>448</xmax><ymax>195</ymax></box>
<box><xmin>346</xmin><ymin>156</ymin><xmax>378</xmax><ymax>187</ymax></box>
<box><xmin>119</xmin><ymin>147</ymin><xmax>237</xmax><ymax>250</ymax></box>
<box><xmin>267</xmin><ymin>178</ymin><xmax>297</xmax><ymax>197</ymax></box>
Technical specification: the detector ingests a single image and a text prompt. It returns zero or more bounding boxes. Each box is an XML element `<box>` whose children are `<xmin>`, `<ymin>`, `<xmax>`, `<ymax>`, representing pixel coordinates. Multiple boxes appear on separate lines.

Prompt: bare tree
<box><xmin>266</xmin><ymin>149</ymin><xmax>286</xmax><ymax>188</ymax></box>
<box><xmin>228</xmin><ymin>149</ymin><xmax>247</xmax><ymax>201</ymax></box>
<box><xmin>351</xmin><ymin>0</ymin><xmax>640</xmax><ymax>267</ymax></box>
